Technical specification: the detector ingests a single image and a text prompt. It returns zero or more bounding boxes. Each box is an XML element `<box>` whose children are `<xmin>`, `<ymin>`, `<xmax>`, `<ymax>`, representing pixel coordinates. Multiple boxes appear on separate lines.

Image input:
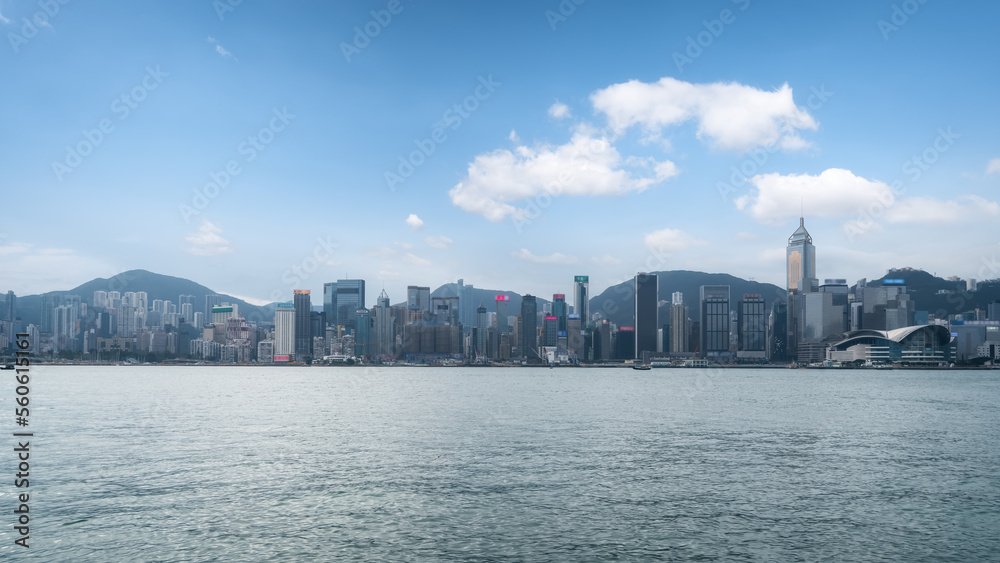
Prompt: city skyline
<box><xmin>2</xmin><ymin>2</ymin><xmax>999</xmax><ymax>306</ymax></box>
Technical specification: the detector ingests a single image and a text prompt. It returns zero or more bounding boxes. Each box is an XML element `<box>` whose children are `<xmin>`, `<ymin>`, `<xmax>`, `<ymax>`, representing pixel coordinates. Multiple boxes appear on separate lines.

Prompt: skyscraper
<box><xmin>635</xmin><ymin>273</ymin><xmax>658</xmax><ymax>359</ymax></box>
<box><xmin>374</xmin><ymin>290</ymin><xmax>394</xmax><ymax>357</ymax></box>
<box><xmin>336</xmin><ymin>279</ymin><xmax>365</xmax><ymax>331</ymax></box>
<box><xmin>475</xmin><ymin>304</ymin><xmax>488</xmax><ymax>358</ymax></box>
<box><xmin>293</xmin><ymin>290</ymin><xmax>312</xmax><ymax>358</ymax></box>
<box><xmin>274</xmin><ymin>304</ymin><xmax>295</xmax><ymax>359</ymax></box>
<box><xmin>573</xmin><ymin>276</ymin><xmax>589</xmax><ymax>325</ymax></box>
<box><xmin>700</xmin><ymin>285</ymin><xmax>731</xmax><ymax>359</ymax></box>
<box><xmin>205</xmin><ymin>294</ymin><xmax>222</xmax><ymax>319</ymax></box>
<box><xmin>738</xmin><ymin>294</ymin><xmax>766</xmax><ymax>360</ymax></box>
<box><xmin>786</xmin><ymin>216</ymin><xmax>817</xmax><ymax>360</ymax></box>
<box><xmin>521</xmin><ymin>295</ymin><xmax>538</xmax><ymax>360</ymax></box>
<box><xmin>552</xmin><ymin>294</ymin><xmax>567</xmax><ymax>332</ymax></box>
<box><xmin>669</xmin><ymin>293</ymin><xmax>689</xmax><ymax>355</ymax></box>
<box><xmin>407</xmin><ymin>286</ymin><xmax>431</xmax><ymax>323</ymax></box>
<box><xmin>4</xmin><ymin>291</ymin><xmax>15</xmax><ymax>322</ymax></box>
<box><xmin>323</xmin><ymin>282</ymin><xmax>337</xmax><ymax>326</ymax></box>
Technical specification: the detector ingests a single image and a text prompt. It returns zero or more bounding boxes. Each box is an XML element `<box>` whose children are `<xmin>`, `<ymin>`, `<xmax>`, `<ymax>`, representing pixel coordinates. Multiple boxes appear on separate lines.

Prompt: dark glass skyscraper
<box><xmin>700</xmin><ymin>285</ymin><xmax>731</xmax><ymax>358</ymax></box>
<box><xmin>738</xmin><ymin>294</ymin><xmax>766</xmax><ymax>355</ymax></box>
<box><xmin>573</xmin><ymin>276</ymin><xmax>589</xmax><ymax>325</ymax></box>
<box><xmin>552</xmin><ymin>294</ymin><xmax>567</xmax><ymax>332</ymax></box>
<box><xmin>520</xmin><ymin>295</ymin><xmax>538</xmax><ymax>360</ymax></box>
<box><xmin>336</xmin><ymin>279</ymin><xmax>365</xmax><ymax>331</ymax></box>
<box><xmin>323</xmin><ymin>282</ymin><xmax>337</xmax><ymax>327</ymax></box>
<box><xmin>634</xmin><ymin>273</ymin><xmax>658</xmax><ymax>359</ymax></box>
<box><xmin>293</xmin><ymin>290</ymin><xmax>312</xmax><ymax>358</ymax></box>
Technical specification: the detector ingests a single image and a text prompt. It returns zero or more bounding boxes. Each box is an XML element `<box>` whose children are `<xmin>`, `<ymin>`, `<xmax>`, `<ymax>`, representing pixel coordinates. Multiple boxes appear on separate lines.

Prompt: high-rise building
<box><xmin>669</xmin><ymin>294</ymin><xmax>689</xmax><ymax>355</ymax></box>
<box><xmin>768</xmin><ymin>300</ymin><xmax>788</xmax><ymax>362</ymax></box>
<box><xmin>573</xmin><ymin>276</ymin><xmax>589</xmax><ymax>325</ymax></box>
<box><xmin>205</xmin><ymin>294</ymin><xmax>222</xmax><ymax>319</ymax></box>
<box><xmin>543</xmin><ymin>315</ymin><xmax>558</xmax><ymax>347</ymax></box>
<box><xmin>700</xmin><ymin>285</ymin><xmax>731</xmax><ymax>359</ymax></box>
<box><xmin>786</xmin><ymin>216</ymin><xmax>817</xmax><ymax>360</ymax></box>
<box><xmin>293</xmin><ymin>290</ymin><xmax>312</xmax><ymax>358</ymax></box>
<box><xmin>4</xmin><ymin>291</ymin><xmax>15</xmax><ymax>322</ymax></box>
<box><xmin>93</xmin><ymin>290</ymin><xmax>108</xmax><ymax>310</ymax></box>
<box><xmin>212</xmin><ymin>305</ymin><xmax>237</xmax><ymax>325</ymax></box>
<box><xmin>521</xmin><ymin>295</ymin><xmax>538</xmax><ymax>360</ymax></box>
<box><xmin>374</xmin><ymin>290</ymin><xmax>394</xmax><ymax>357</ymax></box>
<box><xmin>354</xmin><ymin>308</ymin><xmax>372</xmax><ymax>358</ymax></box>
<box><xmin>323</xmin><ymin>282</ymin><xmax>337</xmax><ymax>327</ymax></box>
<box><xmin>552</xmin><ymin>294</ymin><xmax>567</xmax><ymax>332</ymax></box>
<box><xmin>475</xmin><ymin>304</ymin><xmax>488</xmax><ymax>358</ymax></box>
<box><xmin>273</xmin><ymin>304</ymin><xmax>295</xmax><ymax>359</ymax></box>
<box><xmin>990</xmin><ymin>301</ymin><xmax>1000</xmax><ymax>322</ymax></box>
<box><xmin>407</xmin><ymin>286</ymin><xmax>431</xmax><ymax>323</ymax></box>
<box><xmin>432</xmin><ymin>296</ymin><xmax>460</xmax><ymax>326</ymax></box>
<box><xmin>738</xmin><ymin>294</ymin><xmax>766</xmax><ymax>360</ymax></box>
<box><xmin>635</xmin><ymin>273</ymin><xmax>658</xmax><ymax>359</ymax></box>
<box><xmin>336</xmin><ymin>279</ymin><xmax>365</xmax><ymax>331</ymax></box>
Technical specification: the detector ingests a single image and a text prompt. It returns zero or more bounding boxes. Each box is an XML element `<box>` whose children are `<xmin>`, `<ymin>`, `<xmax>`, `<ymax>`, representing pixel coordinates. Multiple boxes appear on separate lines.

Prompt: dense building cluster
<box><xmin>1</xmin><ymin>218</ymin><xmax>999</xmax><ymax>366</ymax></box>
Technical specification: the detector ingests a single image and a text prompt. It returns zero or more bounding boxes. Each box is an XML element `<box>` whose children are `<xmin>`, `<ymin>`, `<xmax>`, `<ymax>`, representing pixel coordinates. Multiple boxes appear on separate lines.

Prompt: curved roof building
<box><xmin>827</xmin><ymin>324</ymin><xmax>952</xmax><ymax>364</ymax></box>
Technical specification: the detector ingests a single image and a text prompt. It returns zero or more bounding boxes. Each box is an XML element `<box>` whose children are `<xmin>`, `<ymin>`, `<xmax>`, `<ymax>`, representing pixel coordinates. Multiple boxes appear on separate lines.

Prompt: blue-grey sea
<box><xmin>1</xmin><ymin>366</ymin><xmax>998</xmax><ymax>561</ymax></box>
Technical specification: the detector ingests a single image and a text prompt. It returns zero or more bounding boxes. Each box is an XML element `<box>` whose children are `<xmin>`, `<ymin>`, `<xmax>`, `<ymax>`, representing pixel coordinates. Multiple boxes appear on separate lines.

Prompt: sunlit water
<box><xmin>1</xmin><ymin>366</ymin><xmax>998</xmax><ymax>561</ymax></box>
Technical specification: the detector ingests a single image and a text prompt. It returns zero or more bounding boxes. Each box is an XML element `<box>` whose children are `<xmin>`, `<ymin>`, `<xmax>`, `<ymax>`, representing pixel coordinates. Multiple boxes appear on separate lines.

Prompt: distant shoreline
<box><xmin>25</xmin><ymin>362</ymin><xmax>999</xmax><ymax>370</ymax></box>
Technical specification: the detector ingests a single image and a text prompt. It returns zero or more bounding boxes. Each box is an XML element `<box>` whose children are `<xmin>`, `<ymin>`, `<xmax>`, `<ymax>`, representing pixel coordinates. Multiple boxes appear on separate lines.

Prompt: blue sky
<box><xmin>2</xmin><ymin>0</ymin><xmax>999</xmax><ymax>305</ymax></box>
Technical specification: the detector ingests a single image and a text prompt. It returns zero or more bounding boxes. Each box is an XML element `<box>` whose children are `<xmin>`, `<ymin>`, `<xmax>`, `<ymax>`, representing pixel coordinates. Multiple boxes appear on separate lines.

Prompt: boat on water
<box><xmin>1</xmin><ymin>364</ymin><xmax>14</xmax><ymax>370</ymax></box>
<box><xmin>632</xmin><ymin>364</ymin><xmax>652</xmax><ymax>370</ymax></box>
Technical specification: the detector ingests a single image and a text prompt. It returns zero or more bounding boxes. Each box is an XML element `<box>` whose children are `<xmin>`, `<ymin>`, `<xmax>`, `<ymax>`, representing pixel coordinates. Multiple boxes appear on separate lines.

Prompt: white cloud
<box><xmin>735</xmin><ymin>168</ymin><xmax>894</xmax><ymax>224</ymax></box>
<box><xmin>215</xmin><ymin>44</ymin><xmax>238</xmax><ymax>61</ymax></box>
<box><xmin>548</xmin><ymin>101</ymin><xmax>571</xmax><ymax>119</ymax></box>
<box><xmin>0</xmin><ymin>9</ymin><xmax>10</xmax><ymax>25</ymax></box>
<box><xmin>424</xmin><ymin>235</ymin><xmax>453</xmax><ymax>249</ymax></box>
<box><xmin>735</xmin><ymin>232</ymin><xmax>758</xmax><ymax>241</ymax></box>
<box><xmin>987</xmin><ymin>158</ymin><xmax>1000</xmax><ymax>175</ymax></box>
<box><xmin>590</xmin><ymin>77</ymin><xmax>817</xmax><ymax>152</ymax></box>
<box><xmin>508</xmin><ymin>129</ymin><xmax>520</xmax><ymax>143</ymax></box>
<box><xmin>644</xmin><ymin>228</ymin><xmax>709</xmax><ymax>252</ymax></box>
<box><xmin>405</xmin><ymin>214</ymin><xmax>424</xmax><ymax>231</ymax></box>
<box><xmin>511</xmin><ymin>248</ymin><xmax>579</xmax><ymax>265</ymax></box>
<box><xmin>0</xmin><ymin>242</ymin><xmax>32</xmax><ymax>255</ymax></box>
<box><xmin>449</xmin><ymin>127</ymin><xmax>678</xmax><ymax>221</ymax></box>
<box><xmin>736</xmin><ymin>168</ymin><xmax>1000</xmax><ymax>228</ymax></box>
<box><xmin>884</xmin><ymin>195</ymin><xmax>1000</xmax><ymax>224</ymax></box>
<box><xmin>591</xmin><ymin>254</ymin><xmax>623</xmax><ymax>265</ymax></box>
<box><xmin>184</xmin><ymin>220</ymin><xmax>234</xmax><ymax>256</ymax></box>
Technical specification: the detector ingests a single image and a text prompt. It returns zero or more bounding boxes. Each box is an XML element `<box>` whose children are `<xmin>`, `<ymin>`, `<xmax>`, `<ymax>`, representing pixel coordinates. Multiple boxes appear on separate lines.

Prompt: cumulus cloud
<box><xmin>590</xmin><ymin>77</ymin><xmax>817</xmax><ymax>152</ymax></box>
<box><xmin>405</xmin><ymin>214</ymin><xmax>425</xmax><ymax>231</ymax></box>
<box><xmin>737</xmin><ymin>168</ymin><xmax>1000</xmax><ymax>228</ymax></box>
<box><xmin>548</xmin><ymin>101</ymin><xmax>571</xmax><ymax>119</ymax></box>
<box><xmin>644</xmin><ymin>228</ymin><xmax>709</xmax><ymax>252</ymax></box>
<box><xmin>449</xmin><ymin>127</ymin><xmax>678</xmax><ymax>221</ymax></box>
<box><xmin>511</xmin><ymin>248</ymin><xmax>579</xmax><ymax>265</ymax></box>
<box><xmin>987</xmin><ymin>158</ymin><xmax>1000</xmax><ymax>175</ymax></box>
<box><xmin>184</xmin><ymin>220</ymin><xmax>234</xmax><ymax>256</ymax></box>
<box><xmin>508</xmin><ymin>129</ymin><xmax>520</xmax><ymax>143</ymax></box>
<box><xmin>424</xmin><ymin>235</ymin><xmax>453</xmax><ymax>249</ymax></box>
<box><xmin>735</xmin><ymin>168</ymin><xmax>895</xmax><ymax>224</ymax></box>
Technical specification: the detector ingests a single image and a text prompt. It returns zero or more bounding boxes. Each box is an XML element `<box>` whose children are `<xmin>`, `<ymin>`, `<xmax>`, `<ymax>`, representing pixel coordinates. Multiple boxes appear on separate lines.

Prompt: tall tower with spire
<box><xmin>786</xmin><ymin>216</ymin><xmax>817</xmax><ymax>293</ymax></box>
<box><xmin>785</xmin><ymin>216</ymin><xmax>817</xmax><ymax>362</ymax></box>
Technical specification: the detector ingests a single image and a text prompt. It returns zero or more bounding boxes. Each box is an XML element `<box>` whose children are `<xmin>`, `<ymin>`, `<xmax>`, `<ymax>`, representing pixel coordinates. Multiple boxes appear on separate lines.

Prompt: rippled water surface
<box><xmin>2</xmin><ymin>366</ymin><xmax>999</xmax><ymax>561</ymax></box>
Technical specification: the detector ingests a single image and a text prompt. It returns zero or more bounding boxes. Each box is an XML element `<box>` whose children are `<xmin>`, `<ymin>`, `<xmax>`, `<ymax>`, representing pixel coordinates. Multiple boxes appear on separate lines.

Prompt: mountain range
<box><xmin>5</xmin><ymin>268</ymin><xmax>998</xmax><ymax>328</ymax></box>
